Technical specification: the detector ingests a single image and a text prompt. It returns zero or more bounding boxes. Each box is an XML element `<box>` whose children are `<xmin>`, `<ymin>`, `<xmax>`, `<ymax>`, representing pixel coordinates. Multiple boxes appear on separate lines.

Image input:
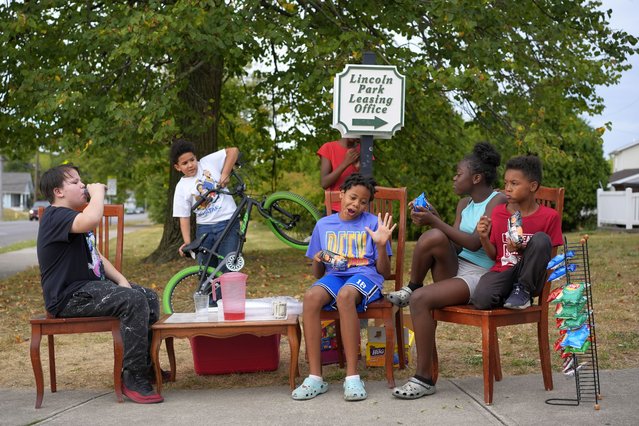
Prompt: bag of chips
<box><xmin>413</xmin><ymin>192</ymin><xmax>433</xmax><ymax>211</ymax></box>
<box><xmin>547</xmin><ymin>286</ymin><xmax>564</xmax><ymax>303</ymax></box>
<box><xmin>554</xmin><ymin>282</ymin><xmax>587</xmax><ymax>303</ymax></box>
<box><xmin>507</xmin><ymin>210</ymin><xmax>524</xmax><ymax>245</ymax></box>
<box><xmin>561</xmin><ymin>324</ymin><xmax>590</xmax><ymax>349</ymax></box>
<box><xmin>557</xmin><ymin>312</ymin><xmax>589</xmax><ymax>330</ymax></box>
<box><xmin>554</xmin><ymin>299</ymin><xmax>587</xmax><ymax>319</ymax></box>
<box><xmin>554</xmin><ymin>335</ymin><xmax>565</xmax><ymax>352</ymax></box>
<box><xmin>547</xmin><ymin>250</ymin><xmax>575</xmax><ymax>270</ymax></box>
<box><xmin>563</xmin><ymin>339</ymin><xmax>591</xmax><ymax>354</ymax></box>
<box><xmin>318</xmin><ymin>249</ymin><xmax>348</xmax><ymax>271</ymax></box>
<box><xmin>547</xmin><ymin>264</ymin><xmax>578</xmax><ymax>282</ymax></box>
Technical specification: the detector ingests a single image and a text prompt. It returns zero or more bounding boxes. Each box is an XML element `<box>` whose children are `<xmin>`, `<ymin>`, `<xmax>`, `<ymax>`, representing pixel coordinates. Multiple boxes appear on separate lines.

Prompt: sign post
<box><xmin>107</xmin><ymin>177</ymin><xmax>117</xmax><ymax>204</ymax></box>
<box><xmin>332</xmin><ymin>54</ymin><xmax>405</xmax><ymax>177</ymax></box>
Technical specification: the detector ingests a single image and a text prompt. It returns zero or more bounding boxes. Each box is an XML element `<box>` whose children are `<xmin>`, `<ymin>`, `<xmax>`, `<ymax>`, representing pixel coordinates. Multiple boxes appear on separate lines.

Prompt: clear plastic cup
<box><xmin>193</xmin><ymin>292</ymin><xmax>209</xmax><ymax>318</ymax></box>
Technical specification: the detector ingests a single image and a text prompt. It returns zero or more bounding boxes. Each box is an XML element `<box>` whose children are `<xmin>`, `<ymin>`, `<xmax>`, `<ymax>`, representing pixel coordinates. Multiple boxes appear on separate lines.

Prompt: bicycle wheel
<box><xmin>162</xmin><ymin>265</ymin><xmax>218</xmax><ymax>314</ymax></box>
<box><xmin>263</xmin><ymin>191</ymin><xmax>322</xmax><ymax>250</ymax></box>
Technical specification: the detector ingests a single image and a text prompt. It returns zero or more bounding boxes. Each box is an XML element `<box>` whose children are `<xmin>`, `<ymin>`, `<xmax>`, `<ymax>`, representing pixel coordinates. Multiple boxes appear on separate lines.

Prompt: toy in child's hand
<box><xmin>413</xmin><ymin>192</ymin><xmax>433</xmax><ymax>211</ymax></box>
<box><xmin>318</xmin><ymin>250</ymin><xmax>348</xmax><ymax>271</ymax></box>
<box><xmin>507</xmin><ymin>211</ymin><xmax>524</xmax><ymax>246</ymax></box>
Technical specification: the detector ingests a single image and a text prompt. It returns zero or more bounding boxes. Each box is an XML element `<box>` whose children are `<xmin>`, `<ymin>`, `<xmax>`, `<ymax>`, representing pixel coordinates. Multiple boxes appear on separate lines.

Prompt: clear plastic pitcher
<box><xmin>212</xmin><ymin>272</ymin><xmax>247</xmax><ymax>320</ymax></box>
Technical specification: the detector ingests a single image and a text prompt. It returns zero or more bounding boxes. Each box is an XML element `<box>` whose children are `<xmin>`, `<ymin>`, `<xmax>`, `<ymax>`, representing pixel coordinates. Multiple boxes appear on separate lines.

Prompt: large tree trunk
<box><xmin>145</xmin><ymin>57</ymin><xmax>224</xmax><ymax>263</ymax></box>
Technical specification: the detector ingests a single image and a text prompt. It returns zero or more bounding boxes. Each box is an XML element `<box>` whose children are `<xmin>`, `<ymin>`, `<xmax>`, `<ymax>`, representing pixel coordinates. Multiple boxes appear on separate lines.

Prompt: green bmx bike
<box><xmin>162</xmin><ymin>166</ymin><xmax>321</xmax><ymax>314</ymax></box>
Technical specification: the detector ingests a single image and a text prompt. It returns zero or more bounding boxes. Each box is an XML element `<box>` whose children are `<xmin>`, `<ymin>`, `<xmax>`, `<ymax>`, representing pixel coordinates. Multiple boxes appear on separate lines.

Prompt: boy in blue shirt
<box><xmin>292</xmin><ymin>174</ymin><xmax>396</xmax><ymax>402</ymax></box>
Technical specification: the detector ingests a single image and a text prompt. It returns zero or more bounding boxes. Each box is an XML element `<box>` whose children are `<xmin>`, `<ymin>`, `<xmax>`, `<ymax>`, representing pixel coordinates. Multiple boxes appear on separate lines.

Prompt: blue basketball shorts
<box><xmin>312</xmin><ymin>274</ymin><xmax>382</xmax><ymax>313</ymax></box>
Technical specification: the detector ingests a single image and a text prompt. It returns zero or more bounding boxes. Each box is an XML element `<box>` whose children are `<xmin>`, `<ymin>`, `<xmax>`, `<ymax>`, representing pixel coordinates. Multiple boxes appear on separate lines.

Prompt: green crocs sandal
<box><xmin>292</xmin><ymin>377</ymin><xmax>328</xmax><ymax>400</ymax></box>
<box><xmin>343</xmin><ymin>378</ymin><xmax>367</xmax><ymax>401</ymax></box>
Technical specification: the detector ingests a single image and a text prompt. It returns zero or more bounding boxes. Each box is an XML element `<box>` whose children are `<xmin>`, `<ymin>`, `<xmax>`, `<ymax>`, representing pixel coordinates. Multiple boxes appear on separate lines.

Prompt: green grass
<box><xmin>1</xmin><ymin>208</ymin><xmax>29</xmax><ymax>221</ymax></box>
<box><xmin>0</xmin><ymin>225</ymin><xmax>637</xmax><ymax>390</ymax></box>
<box><xmin>0</xmin><ymin>240</ymin><xmax>36</xmax><ymax>255</ymax></box>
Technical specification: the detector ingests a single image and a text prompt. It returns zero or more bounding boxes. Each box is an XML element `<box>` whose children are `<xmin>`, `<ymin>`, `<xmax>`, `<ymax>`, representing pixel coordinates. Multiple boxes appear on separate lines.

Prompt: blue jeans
<box><xmin>196</xmin><ymin>219</ymin><xmax>240</xmax><ymax>271</ymax></box>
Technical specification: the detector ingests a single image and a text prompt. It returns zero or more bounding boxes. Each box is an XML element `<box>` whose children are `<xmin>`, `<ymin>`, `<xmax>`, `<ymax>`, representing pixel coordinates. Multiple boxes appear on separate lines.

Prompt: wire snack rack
<box><xmin>545</xmin><ymin>235</ymin><xmax>601</xmax><ymax>409</ymax></box>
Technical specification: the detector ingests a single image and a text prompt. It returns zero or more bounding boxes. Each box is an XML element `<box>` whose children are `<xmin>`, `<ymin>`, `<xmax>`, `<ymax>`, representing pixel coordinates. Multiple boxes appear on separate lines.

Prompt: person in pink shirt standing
<box><xmin>318</xmin><ymin>137</ymin><xmax>361</xmax><ymax>213</ymax></box>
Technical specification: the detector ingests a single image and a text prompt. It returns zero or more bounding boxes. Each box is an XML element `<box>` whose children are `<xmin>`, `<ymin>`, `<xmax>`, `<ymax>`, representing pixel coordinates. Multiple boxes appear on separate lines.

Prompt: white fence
<box><xmin>597</xmin><ymin>188</ymin><xmax>639</xmax><ymax>229</ymax></box>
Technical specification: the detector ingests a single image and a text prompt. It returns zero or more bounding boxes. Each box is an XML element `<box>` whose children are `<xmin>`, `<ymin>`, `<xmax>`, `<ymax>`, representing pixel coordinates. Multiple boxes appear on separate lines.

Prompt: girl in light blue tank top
<box><xmin>458</xmin><ymin>191</ymin><xmax>500</xmax><ymax>269</ymax></box>
<box><xmin>390</xmin><ymin>142</ymin><xmax>507</xmax><ymax>401</ymax></box>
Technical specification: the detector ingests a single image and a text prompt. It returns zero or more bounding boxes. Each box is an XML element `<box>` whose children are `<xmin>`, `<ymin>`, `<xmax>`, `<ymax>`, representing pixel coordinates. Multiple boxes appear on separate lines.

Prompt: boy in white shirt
<box><xmin>171</xmin><ymin>139</ymin><xmax>240</xmax><ymax>280</ymax></box>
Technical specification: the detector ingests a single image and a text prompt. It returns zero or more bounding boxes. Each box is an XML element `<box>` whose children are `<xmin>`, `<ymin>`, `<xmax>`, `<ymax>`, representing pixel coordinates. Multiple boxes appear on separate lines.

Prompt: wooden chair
<box><xmin>30</xmin><ymin>204</ymin><xmax>125</xmax><ymax>408</ymax></box>
<box><xmin>322</xmin><ymin>187</ymin><xmax>408</xmax><ymax>388</ymax></box>
<box><xmin>432</xmin><ymin>186</ymin><xmax>565</xmax><ymax>405</ymax></box>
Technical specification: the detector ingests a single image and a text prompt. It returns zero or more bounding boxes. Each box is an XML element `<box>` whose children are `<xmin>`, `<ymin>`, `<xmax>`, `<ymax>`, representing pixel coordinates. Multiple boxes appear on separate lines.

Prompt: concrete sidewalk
<box><xmin>4</xmin><ymin>369</ymin><xmax>637</xmax><ymax>425</ymax></box>
<box><xmin>0</xmin><ymin>246</ymin><xmax>38</xmax><ymax>279</ymax></box>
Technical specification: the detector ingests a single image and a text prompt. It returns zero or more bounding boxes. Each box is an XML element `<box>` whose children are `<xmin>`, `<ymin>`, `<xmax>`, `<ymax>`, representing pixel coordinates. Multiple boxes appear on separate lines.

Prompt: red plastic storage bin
<box><xmin>189</xmin><ymin>334</ymin><xmax>280</xmax><ymax>375</ymax></box>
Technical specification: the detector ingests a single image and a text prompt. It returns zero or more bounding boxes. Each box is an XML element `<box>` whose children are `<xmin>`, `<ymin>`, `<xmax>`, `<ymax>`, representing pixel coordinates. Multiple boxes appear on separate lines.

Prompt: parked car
<box><xmin>125</xmin><ymin>206</ymin><xmax>145</xmax><ymax>214</ymax></box>
<box><xmin>29</xmin><ymin>200</ymin><xmax>50</xmax><ymax>221</ymax></box>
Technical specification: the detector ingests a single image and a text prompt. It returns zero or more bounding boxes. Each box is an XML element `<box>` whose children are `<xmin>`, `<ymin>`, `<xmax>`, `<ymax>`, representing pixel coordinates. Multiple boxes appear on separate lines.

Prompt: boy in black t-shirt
<box><xmin>37</xmin><ymin>164</ymin><xmax>163</xmax><ymax>404</ymax></box>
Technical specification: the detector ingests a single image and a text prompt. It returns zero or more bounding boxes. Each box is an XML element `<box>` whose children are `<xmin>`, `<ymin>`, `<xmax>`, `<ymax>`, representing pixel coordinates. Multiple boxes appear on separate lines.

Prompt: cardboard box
<box><xmin>190</xmin><ymin>334</ymin><xmax>280</xmax><ymax>375</ymax></box>
<box><xmin>365</xmin><ymin>326</ymin><xmax>414</xmax><ymax>367</ymax></box>
<box><xmin>320</xmin><ymin>320</ymin><xmax>339</xmax><ymax>365</ymax></box>
<box><xmin>319</xmin><ymin>320</ymin><xmax>363</xmax><ymax>365</ymax></box>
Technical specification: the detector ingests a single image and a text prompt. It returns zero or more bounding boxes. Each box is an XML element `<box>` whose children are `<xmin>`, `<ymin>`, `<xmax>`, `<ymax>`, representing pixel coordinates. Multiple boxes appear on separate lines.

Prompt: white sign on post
<box><xmin>107</xmin><ymin>178</ymin><xmax>117</xmax><ymax>196</ymax></box>
<box><xmin>332</xmin><ymin>64</ymin><xmax>405</xmax><ymax>139</ymax></box>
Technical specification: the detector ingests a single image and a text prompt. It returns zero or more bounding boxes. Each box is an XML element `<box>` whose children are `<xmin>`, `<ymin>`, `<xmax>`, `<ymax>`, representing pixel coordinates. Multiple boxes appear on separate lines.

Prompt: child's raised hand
<box><xmin>365</xmin><ymin>212</ymin><xmax>397</xmax><ymax>245</ymax></box>
<box><xmin>477</xmin><ymin>215</ymin><xmax>492</xmax><ymax>239</ymax></box>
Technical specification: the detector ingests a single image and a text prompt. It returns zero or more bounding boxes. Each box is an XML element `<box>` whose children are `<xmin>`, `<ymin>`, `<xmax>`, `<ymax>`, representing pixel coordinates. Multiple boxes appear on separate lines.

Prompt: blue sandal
<box><xmin>343</xmin><ymin>378</ymin><xmax>367</xmax><ymax>401</ymax></box>
<box><xmin>292</xmin><ymin>377</ymin><xmax>328</xmax><ymax>400</ymax></box>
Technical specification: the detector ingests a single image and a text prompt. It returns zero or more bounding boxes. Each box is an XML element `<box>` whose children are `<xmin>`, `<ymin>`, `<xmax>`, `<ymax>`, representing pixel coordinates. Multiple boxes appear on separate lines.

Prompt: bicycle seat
<box><xmin>182</xmin><ymin>233</ymin><xmax>208</xmax><ymax>255</ymax></box>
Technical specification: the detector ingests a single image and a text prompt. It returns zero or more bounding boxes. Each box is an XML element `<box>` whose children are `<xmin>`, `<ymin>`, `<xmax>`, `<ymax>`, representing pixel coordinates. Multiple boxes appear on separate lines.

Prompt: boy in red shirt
<box><xmin>473</xmin><ymin>155</ymin><xmax>563</xmax><ymax>309</ymax></box>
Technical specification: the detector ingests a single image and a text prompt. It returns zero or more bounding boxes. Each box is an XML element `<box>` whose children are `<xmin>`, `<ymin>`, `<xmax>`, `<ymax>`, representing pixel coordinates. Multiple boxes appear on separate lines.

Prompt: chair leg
<box><xmin>538</xmin><ymin>321</ymin><xmax>553</xmax><ymax>391</ymax></box>
<box><xmin>48</xmin><ymin>335</ymin><xmax>56</xmax><ymax>393</ymax></box>
<box><xmin>30</xmin><ymin>325</ymin><xmax>44</xmax><ymax>409</ymax></box>
<box><xmin>383</xmin><ymin>315</ymin><xmax>396</xmax><ymax>388</ymax></box>
<box><xmin>492</xmin><ymin>328</ymin><xmax>502</xmax><ymax>382</ymax></box>
<box><xmin>111</xmin><ymin>325</ymin><xmax>124</xmax><ymax>403</ymax></box>
<box><xmin>334</xmin><ymin>319</ymin><xmax>345</xmax><ymax>368</ymax></box>
<box><xmin>481</xmin><ymin>319</ymin><xmax>494</xmax><ymax>405</ymax></box>
<box><xmin>395</xmin><ymin>309</ymin><xmax>406</xmax><ymax>369</ymax></box>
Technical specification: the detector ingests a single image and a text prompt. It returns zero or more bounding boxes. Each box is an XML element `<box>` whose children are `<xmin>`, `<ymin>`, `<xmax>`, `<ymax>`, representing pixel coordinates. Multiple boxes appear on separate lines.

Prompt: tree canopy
<box><xmin>1</xmin><ymin>1</ymin><xmax>636</xmax><ymax>245</ymax></box>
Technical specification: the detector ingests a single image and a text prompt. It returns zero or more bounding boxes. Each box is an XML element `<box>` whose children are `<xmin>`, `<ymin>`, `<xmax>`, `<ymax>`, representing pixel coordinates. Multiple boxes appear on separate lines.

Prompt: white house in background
<box><xmin>608</xmin><ymin>140</ymin><xmax>639</xmax><ymax>191</ymax></box>
<box><xmin>597</xmin><ymin>140</ymin><xmax>639</xmax><ymax>229</ymax></box>
<box><xmin>1</xmin><ymin>172</ymin><xmax>34</xmax><ymax>210</ymax></box>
